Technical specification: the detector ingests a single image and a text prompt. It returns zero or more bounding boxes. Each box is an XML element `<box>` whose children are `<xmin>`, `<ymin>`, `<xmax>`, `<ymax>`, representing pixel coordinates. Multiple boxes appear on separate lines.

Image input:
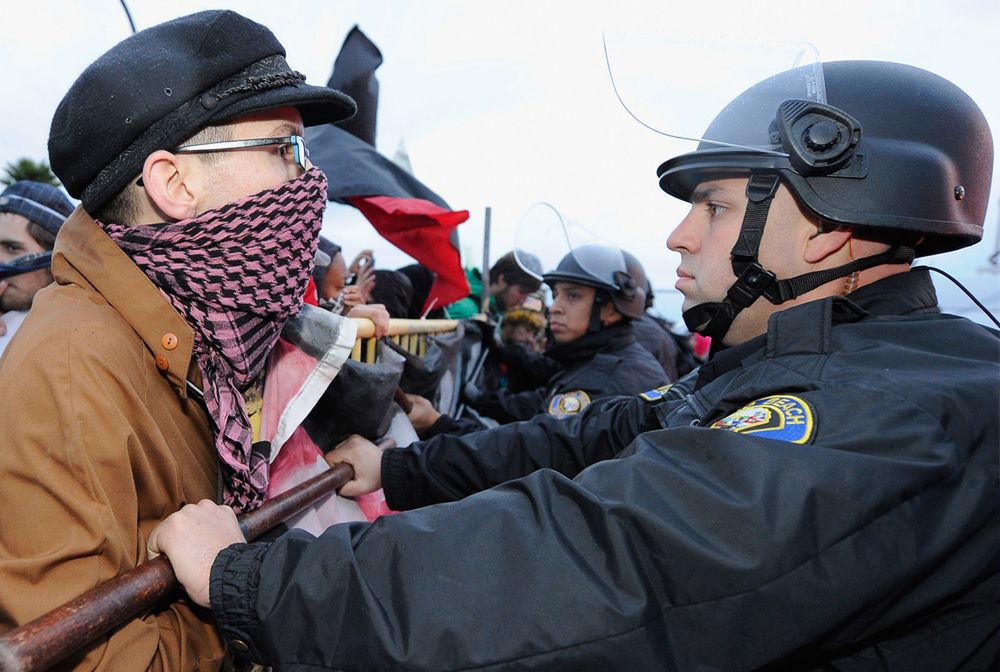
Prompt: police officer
<box><xmin>631</xmin><ymin>276</ymin><xmax>687</xmax><ymax>381</ymax></box>
<box><xmin>151</xmin><ymin>60</ymin><xmax>998</xmax><ymax>670</ymax></box>
<box><xmin>408</xmin><ymin>244</ymin><xmax>668</xmax><ymax>436</ymax></box>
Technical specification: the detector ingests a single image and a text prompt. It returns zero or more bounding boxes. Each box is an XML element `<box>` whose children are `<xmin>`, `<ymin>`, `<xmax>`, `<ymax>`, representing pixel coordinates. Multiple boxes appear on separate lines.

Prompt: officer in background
<box><xmin>406</xmin><ymin>244</ymin><xmax>668</xmax><ymax>437</ymax></box>
<box><xmin>152</xmin><ymin>60</ymin><xmax>997</xmax><ymax>670</ymax></box>
<box><xmin>631</xmin><ymin>276</ymin><xmax>688</xmax><ymax>381</ymax></box>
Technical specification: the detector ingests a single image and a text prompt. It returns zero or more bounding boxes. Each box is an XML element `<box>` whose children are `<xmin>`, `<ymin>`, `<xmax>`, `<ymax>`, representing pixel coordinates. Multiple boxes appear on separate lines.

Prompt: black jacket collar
<box><xmin>695</xmin><ymin>268</ymin><xmax>939</xmax><ymax>390</ymax></box>
<box><xmin>545</xmin><ymin>322</ymin><xmax>636</xmax><ymax>364</ymax></box>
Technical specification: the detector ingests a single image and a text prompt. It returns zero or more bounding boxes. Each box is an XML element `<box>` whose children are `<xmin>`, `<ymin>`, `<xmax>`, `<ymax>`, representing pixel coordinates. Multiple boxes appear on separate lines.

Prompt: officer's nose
<box><xmin>667</xmin><ymin>208</ymin><xmax>701</xmax><ymax>255</ymax></box>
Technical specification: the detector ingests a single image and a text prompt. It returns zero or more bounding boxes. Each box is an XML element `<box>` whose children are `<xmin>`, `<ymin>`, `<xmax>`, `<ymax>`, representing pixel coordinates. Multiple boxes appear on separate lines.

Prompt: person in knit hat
<box><xmin>0</xmin><ymin>180</ymin><xmax>74</xmax><ymax>354</ymax></box>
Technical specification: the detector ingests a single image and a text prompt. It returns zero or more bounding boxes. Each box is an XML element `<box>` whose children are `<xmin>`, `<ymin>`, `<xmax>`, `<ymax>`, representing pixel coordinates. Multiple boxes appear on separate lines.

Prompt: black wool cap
<box><xmin>48</xmin><ymin>10</ymin><xmax>356</xmax><ymax>214</ymax></box>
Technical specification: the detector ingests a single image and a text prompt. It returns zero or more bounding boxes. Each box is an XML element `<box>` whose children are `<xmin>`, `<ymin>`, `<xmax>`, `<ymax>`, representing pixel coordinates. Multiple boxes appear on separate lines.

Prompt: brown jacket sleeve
<box><xmin>0</xmin><ymin>292</ymin><xmax>223</xmax><ymax>670</ymax></box>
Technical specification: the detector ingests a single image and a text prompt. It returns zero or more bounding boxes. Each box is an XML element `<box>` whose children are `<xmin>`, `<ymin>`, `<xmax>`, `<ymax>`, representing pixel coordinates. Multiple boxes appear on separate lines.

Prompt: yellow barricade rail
<box><xmin>349</xmin><ymin>318</ymin><xmax>460</xmax><ymax>364</ymax></box>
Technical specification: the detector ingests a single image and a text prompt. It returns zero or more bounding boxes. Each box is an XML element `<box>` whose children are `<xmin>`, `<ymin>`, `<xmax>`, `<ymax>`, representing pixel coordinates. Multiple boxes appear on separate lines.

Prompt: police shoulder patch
<box><xmin>639</xmin><ymin>384</ymin><xmax>673</xmax><ymax>402</ymax></box>
<box><xmin>710</xmin><ymin>394</ymin><xmax>816</xmax><ymax>444</ymax></box>
<box><xmin>548</xmin><ymin>390</ymin><xmax>591</xmax><ymax>417</ymax></box>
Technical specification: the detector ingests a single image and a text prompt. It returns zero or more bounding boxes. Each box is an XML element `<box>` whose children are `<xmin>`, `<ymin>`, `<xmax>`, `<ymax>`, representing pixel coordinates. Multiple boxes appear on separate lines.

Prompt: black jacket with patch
<box><xmin>473</xmin><ymin>322</ymin><xmax>669</xmax><ymax>422</ymax></box>
<box><xmin>426</xmin><ymin>322</ymin><xmax>667</xmax><ymax>437</ymax></box>
<box><xmin>211</xmin><ymin>268</ymin><xmax>998</xmax><ymax>671</ymax></box>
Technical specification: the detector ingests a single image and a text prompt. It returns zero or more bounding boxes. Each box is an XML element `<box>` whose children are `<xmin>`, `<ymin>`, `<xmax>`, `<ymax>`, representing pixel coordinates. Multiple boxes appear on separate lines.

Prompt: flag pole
<box><xmin>479</xmin><ymin>206</ymin><xmax>492</xmax><ymax>314</ymax></box>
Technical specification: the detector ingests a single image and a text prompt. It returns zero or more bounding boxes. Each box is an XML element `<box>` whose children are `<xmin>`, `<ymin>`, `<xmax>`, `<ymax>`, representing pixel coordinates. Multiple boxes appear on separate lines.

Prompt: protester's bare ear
<box><xmin>140</xmin><ymin>150</ymin><xmax>198</xmax><ymax>221</ymax></box>
<box><xmin>804</xmin><ymin>224</ymin><xmax>853</xmax><ymax>264</ymax></box>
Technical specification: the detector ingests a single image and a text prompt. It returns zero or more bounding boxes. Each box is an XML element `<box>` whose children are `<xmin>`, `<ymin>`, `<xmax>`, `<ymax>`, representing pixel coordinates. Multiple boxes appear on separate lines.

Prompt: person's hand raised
<box><xmin>347</xmin><ymin>303</ymin><xmax>390</xmax><ymax>338</ymax></box>
<box><xmin>348</xmin><ymin>249</ymin><xmax>374</xmax><ymax>275</ymax></box>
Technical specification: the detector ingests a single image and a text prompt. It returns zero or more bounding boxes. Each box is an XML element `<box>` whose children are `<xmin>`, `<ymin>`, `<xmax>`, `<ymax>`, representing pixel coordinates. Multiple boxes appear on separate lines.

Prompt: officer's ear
<box><xmin>599</xmin><ymin>301</ymin><xmax>623</xmax><ymax>326</ymax></box>
<box><xmin>804</xmin><ymin>224</ymin><xmax>853</xmax><ymax>264</ymax></box>
<box><xmin>140</xmin><ymin>150</ymin><xmax>200</xmax><ymax>221</ymax></box>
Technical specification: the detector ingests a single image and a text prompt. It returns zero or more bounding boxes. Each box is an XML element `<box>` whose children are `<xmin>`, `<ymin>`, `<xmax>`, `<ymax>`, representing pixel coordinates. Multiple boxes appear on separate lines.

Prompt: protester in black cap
<box><xmin>312</xmin><ymin>237</ymin><xmax>416</xmax><ymax>319</ymax></box>
<box><xmin>0</xmin><ymin>180</ymin><xmax>74</xmax><ymax>354</ymax></box>
<box><xmin>0</xmin><ymin>11</ymin><xmax>356</xmax><ymax>669</ymax></box>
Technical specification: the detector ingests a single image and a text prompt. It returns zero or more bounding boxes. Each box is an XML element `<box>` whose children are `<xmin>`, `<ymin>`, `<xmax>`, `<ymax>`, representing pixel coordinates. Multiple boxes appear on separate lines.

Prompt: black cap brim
<box><xmin>211</xmin><ymin>82</ymin><xmax>357</xmax><ymax>128</ymax></box>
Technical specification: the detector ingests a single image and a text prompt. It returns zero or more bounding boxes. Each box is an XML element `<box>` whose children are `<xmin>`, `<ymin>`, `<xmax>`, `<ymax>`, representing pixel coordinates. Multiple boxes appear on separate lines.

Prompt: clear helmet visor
<box><xmin>514</xmin><ymin>202</ymin><xmax>630</xmax><ymax>293</ymax></box>
<box><xmin>602</xmin><ymin>33</ymin><xmax>826</xmax><ymax>155</ymax></box>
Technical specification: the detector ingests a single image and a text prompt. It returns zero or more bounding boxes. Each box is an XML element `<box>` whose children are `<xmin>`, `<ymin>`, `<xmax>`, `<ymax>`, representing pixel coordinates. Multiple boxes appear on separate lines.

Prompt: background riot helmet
<box><xmin>543</xmin><ymin>244</ymin><xmax>647</xmax><ymax>320</ymax></box>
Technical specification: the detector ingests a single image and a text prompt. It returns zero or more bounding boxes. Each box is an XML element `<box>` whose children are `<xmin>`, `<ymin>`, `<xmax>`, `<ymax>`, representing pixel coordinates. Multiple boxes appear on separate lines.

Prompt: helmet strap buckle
<box><xmin>746</xmin><ymin>173</ymin><xmax>780</xmax><ymax>203</ymax></box>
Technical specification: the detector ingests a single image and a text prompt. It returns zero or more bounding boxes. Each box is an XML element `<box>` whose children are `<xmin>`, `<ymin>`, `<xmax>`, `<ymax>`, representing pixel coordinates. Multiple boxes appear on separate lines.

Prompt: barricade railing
<box><xmin>350</xmin><ymin>318</ymin><xmax>460</xmax><ymax>363</ymax></box>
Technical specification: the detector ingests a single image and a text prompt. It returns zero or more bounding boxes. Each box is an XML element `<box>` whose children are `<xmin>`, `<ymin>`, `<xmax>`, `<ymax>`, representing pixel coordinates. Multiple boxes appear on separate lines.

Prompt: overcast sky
<box><xmin>2</xmin><ymin>0</ymin><xmax>997</xmax><ymax>323</ymax></box>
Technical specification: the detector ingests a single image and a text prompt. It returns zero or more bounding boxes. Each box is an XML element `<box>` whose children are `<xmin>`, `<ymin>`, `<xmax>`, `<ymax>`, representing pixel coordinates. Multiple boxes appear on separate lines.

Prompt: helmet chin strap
<box><xmin>588</xmin><ymin>292</ymin><xmax>608</xmax><ymax>334</ymax></box>
<box><xmin>682</xmin><ymin>174</ymin><xmax>915</xmax><ymax>341</ymax></box>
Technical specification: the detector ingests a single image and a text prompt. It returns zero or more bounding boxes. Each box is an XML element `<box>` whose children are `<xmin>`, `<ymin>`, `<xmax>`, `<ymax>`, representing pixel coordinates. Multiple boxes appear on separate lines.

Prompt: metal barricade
<box><xmin>350</xmin><ymin>318</ymin><xmax>460</xmax><ymax>363</ymax></box>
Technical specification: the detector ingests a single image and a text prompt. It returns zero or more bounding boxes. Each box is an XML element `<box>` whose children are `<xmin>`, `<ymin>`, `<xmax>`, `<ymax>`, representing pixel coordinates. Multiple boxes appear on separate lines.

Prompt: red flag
<box><xmin>348</xmin><ymin>196</ymin><xmax>469</xmax><ymax>312</ymax></box>
<box><xmin>302</xmin><ymin>275</ymin><xmax>320</xmax><ymax>306</ymax></box>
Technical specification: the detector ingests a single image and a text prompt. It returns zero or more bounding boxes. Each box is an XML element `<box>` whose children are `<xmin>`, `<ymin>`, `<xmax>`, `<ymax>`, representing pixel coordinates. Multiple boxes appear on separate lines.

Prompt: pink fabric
<box><xmin>692</xmin><ymin>333</ymin><xmax>712</xmax><ymax>360</ymax></box>
<box><xmin>263</xmin><ymin>334</ymin><xmax>393</xmax><ymax>525</ymax></box>
<box><xmin>259</xmin><ymin>338</ymin><xmax>312</xmax><ymax>446</ymax></box>
<box><xmin>98</xmin><ymin>168</ymin><xmax>328</xmax><ymax>511</ymax></box>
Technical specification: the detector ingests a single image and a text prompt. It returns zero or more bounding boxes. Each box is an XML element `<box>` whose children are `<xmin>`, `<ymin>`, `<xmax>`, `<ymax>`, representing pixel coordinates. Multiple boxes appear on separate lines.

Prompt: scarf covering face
<box><xmin>99</xmin><ymin>167</ymin><xmax>328</xmax><ymax>511</ymax></box>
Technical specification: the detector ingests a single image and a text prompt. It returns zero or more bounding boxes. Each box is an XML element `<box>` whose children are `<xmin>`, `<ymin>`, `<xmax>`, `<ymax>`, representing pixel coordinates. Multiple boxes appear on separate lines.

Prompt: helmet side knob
<box><xmin>776</xmin><ymin>99</ymin><xmax>862</xmax><ymax>176</ymax></box>
<box><xmin>804</xmin><ymin>120</ymin><xmax>841</xmax><ymax>152</ymax></box>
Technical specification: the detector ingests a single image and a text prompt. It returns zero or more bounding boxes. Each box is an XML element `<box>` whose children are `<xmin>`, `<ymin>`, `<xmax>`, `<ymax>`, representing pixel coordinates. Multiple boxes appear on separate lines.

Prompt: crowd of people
<box><xmin>0</xmin><ymin>8</ymin><xmax>996</xmax><ymax>672</ymax></box>
<box><xmin>300</xmin><ymin>235</ymin><xmax>697</xmax><ymax>439</ymax></box>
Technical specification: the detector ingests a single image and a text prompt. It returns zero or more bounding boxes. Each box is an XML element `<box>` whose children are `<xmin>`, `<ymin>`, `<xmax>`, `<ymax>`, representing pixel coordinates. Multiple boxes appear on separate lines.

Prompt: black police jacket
<box><xmin>632</xmin><ymin>312</ymin><xmax>683</xmax><ymax>381</ymax></box>
<box><xmin>210</xmin><ymin>268</ymin><xmax>998</xmax><ymax>671</ymax></box>
<box><xmin>476</xmin><ymin>322</ymin><xmax>668</xmax><ymax>421</ymax></box>
<box><xmin>427</xmin><ymin>322</ymin><xmax>668</xmax><ymax>437</ymax></box>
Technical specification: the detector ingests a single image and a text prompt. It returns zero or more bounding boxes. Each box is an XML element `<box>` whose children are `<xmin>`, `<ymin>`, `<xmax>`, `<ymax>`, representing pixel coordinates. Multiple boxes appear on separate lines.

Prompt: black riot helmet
<box><xmin>543</xmin><ymin>244</ymin><xmax>647</xmax><ymax>320</ymax></box>
<box><xmin>656</xmin><ymin>60</ymin><xmax>993</xmax><ymax>339</ymax></box>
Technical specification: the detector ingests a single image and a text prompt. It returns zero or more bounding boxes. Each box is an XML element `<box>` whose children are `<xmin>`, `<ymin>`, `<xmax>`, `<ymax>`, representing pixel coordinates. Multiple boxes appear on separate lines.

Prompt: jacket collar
<box><xmin>545</xmin><ymin>321</ymin><xmax>635</xmax><ymax>364</ymax></box>
<box><xmin>696</xmin><ymin>268</ymin><xmax>940</xmax><ymax>390</ymax></box>
<box><xmin>841</xmin><ymin>265</ymin><xmax>939</xmax><ymax>317</ymax></box>
<box><xmin>765</xmin><ymin>267</ymin><xmax>940</xmax><ymax>356</ymax></box>
<box><xmin>52</xmin><ymin>207</ymin><xmax>198</xmax><ymax>397</ymax></box>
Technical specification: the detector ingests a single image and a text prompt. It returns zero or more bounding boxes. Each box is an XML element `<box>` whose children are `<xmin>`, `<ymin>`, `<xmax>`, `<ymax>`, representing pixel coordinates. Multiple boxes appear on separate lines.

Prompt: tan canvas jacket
<box><xmin>0</xmin><ymin>209</ymin><xmax>224</xmax><ymax>670</ymax></box>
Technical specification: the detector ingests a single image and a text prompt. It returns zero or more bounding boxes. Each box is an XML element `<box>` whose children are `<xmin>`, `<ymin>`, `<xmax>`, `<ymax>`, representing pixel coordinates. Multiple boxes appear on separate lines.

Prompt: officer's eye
<box><xmin>708</xmin><ymin>203</ymin><xmax>728</xmax><ymax>217</ymax></box>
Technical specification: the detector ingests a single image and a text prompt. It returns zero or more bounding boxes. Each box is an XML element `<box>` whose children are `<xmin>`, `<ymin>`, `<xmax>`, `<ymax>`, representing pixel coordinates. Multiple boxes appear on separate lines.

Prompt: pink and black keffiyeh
<box><xmin>99</xmin><ymin>167</ymin><xmax>328</xmax><ymax>511</ymax></box>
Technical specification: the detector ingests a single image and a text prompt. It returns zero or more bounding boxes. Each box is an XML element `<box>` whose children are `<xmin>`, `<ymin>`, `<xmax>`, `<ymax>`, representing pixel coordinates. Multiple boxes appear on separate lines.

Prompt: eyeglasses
<box><xmin>173</xmin><ymin>135</ymin><xmax>311</xmax><ymax>173</ymax></box>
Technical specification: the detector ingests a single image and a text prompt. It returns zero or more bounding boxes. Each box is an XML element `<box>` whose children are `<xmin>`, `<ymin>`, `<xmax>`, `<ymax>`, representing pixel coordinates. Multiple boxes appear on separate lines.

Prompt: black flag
<box><xmin>327</xmin><ymin>26</ymin><xmax>383</xmax><ymax>146</ymax></box>
<box><xmin>309</xmin><ymin>26</ymin><xmax>470</xmax><ymax>313</ymax></box>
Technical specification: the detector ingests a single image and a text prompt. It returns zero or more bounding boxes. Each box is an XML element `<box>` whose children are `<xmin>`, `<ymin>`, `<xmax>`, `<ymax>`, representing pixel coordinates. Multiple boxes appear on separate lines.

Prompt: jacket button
<box><xmin>161</xmin><ymin>333</ymin><xmax>179</xmax><ymax>350</ymax></box>
<box><xmin>230</xmin><ymin>639</ymin><xmax>249</xmax><ymax>653</ymax></box>
<box><xmin>155</xmin><ymin>355</ymin><xmax>169</xmax><ymax>371</ymax></box>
